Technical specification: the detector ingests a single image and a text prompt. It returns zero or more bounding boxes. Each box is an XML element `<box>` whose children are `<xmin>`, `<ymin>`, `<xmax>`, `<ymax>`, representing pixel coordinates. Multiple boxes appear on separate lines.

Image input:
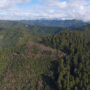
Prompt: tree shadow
<box><xmin>42</xmin><ymin>60</ymin><xmax>59</xmax><ymax>90</ymax></box>
<box><xmin>50</xmin><ymin>61</ymin><xmax>59</xmax><ymax>81</ymax></box>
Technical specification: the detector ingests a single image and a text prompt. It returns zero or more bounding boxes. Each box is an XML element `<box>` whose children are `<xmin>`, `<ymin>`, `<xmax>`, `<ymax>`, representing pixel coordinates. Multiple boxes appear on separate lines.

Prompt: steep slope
<box><xmin>41</xmin><ymin>27</ymin><xmax>90</xmax><ymax>90</ymax></box>
<box><xmin>0</xmin><ymin>27</ymin><xmax>40</xmax><ymax>48</ymax></box>
<box><xmin>0</xmin><ymin>21</ymin><xmax>67</xmax><ymax>36</ymax></box>
<box><xmin>0</xmin><ymin>21</ymin><xmax>90</xmax><ymax>90</ymax></box>
<box><xmin>0</xmin><ymin>42</ymin><xmax>65</xmax><ymax>90</ymax></box>
<box><xmin>0</xmin><ymin>21</ymin><xmax>68</xmax><ymax>48</ymax></box>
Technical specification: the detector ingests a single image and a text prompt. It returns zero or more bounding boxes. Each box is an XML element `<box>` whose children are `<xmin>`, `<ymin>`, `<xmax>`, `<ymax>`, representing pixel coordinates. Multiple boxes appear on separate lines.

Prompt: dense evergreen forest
<box><xmin>42</xmin><ymin>26</ymin><xmax>90</xmax><ymax>90</ymax></box>
<box><xmin>0</xmin><ymin>21</ymin><xmax>90</xmax><ymax>90</ymax></box>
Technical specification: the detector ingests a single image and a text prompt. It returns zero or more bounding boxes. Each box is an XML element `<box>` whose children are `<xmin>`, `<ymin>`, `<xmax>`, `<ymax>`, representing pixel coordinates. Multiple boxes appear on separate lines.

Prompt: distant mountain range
<box><xmin>20</xmin><ymin>19</ymin><xmax>90</xmax><ymax>29</ymax></box>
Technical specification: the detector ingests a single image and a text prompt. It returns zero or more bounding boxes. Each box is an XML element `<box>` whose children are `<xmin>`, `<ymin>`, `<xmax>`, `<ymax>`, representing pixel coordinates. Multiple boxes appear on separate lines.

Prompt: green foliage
<box><xmin>0</xmin><ymin>21</ymin><xmax>90</xmax><ymax>90</ymax></box>
<box><xmin>41</xmin><ymin>27</ymin><xmax>90</xmax><ymax>90</ymax></box>
<box><xmin>0</xmin><ymin>41</ymin><xmax>64</xmax><ymax>89</ymax></box>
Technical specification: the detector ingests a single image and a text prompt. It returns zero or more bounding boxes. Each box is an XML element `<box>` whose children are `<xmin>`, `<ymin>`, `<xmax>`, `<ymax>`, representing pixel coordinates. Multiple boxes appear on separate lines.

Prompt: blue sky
<box><xmin>0</xmin><ymin>0</ymin><xmax>90</xmax><ymax>21</ymax></box>
<box><xmin>17</xmin><ymin>0</ymin><xmax>42</xmax><ymax>8</ymax></box>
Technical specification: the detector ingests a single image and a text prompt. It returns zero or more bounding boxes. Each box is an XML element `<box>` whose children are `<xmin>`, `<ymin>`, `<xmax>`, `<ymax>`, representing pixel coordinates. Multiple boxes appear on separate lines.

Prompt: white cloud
<box><xmin>0</xmin><ymin>0</ymin><xmax>90</xmax><ymax>21</ymax></box>
<box><xmin>45</xmin><ymin>0</ymin><xmax>67</xmax><ymax>8</ymax></box>
<box><xmin>0</xmin><ymin>0</ymin><xmax>31</xmax><ymax>8</ymax></box>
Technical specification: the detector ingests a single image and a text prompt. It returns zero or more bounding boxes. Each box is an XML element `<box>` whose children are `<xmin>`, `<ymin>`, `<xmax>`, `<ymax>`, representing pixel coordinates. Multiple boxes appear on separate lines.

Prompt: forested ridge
<box><xmin>41</xmin><ymin>27</ymin><xmax>90</xmax><ymax>90</ymax></box>
<box><xmin>0</xmin><ymin>21</ymin><xmax>66</xmax><ymax>48</ymax></box>
<box><xmin>0</xmin><ymin>21</ymin><xmax>90</xmax><ymax>90</ymax></box>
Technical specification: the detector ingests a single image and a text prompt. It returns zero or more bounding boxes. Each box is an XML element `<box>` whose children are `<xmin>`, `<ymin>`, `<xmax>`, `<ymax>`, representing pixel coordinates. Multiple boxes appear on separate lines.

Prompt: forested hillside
<box><xmin>0</xmin><ymin>21</ymin><xmax>90</xmax><ymax>90</ymax></box>
<box><xmin>0</xmin><ymin>21</ymin><xmax>67</xmax><ymax>48</ymax></box>
<box><xmin>41</xmin><ymin>25</ymin><xmax>90</xmax><ymax>90</ymax></box>
<box><xmin>0</xmin><ymin>21</ymin><xmax>66</xmax><ymax>36</ymax></box>
<box><xmin>0</xmin><ymin>41</ymin><xmax>65</xmax><ymax>90</ymax></box>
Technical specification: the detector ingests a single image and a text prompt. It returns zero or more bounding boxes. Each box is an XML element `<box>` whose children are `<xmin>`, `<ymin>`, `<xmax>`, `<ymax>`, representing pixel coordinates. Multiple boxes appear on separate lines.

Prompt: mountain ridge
<box><xmin>19</xmin><ymin>19</ymin><xmax>89</xmax><ymax>29</ymax></box>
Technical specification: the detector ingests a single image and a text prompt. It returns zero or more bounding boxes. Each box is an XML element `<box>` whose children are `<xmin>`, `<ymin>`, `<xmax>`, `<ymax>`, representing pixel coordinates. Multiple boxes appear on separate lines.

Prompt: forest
<box><xmin>41</xmin><ymin>28</ymin><xmax>90</xmax><ymax>90</ymax></box>
<box><xmin>0</xmin><ymin>21</ymin><xmax>90</xmax><ymax>90</ymax></box>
